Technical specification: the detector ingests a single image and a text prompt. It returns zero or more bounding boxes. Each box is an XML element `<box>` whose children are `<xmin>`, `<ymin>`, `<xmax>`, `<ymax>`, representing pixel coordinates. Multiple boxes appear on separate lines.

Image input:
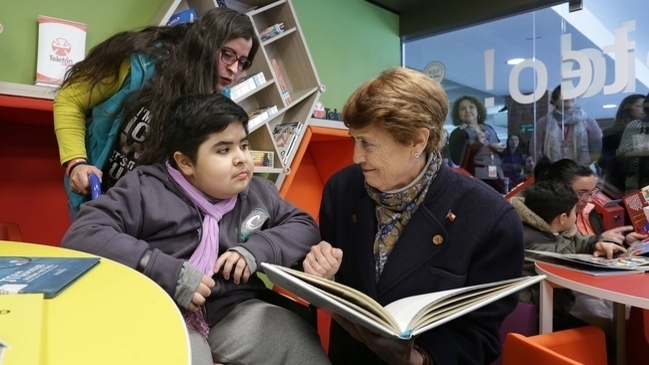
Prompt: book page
<box><xmin>409</xmin><ymin>276</ymin><xmax>544</xmax><ymax>336</ymax></box>
<box><xmin>527</xmin><ymin>249</ymin><xmax>649</xmax><ymax>271</ymax></box>
<box><xmin>273</xmin><ymin>266</ymin><xmax>399</xmax><ymax>328</ymax></box>
<box><xmin>262</xmin><ymin>264</ymin><xmax>402</xmax><ymax>338</ymax></box>
<box><xmin>384</xmin><ymin>277</ymin><xmax>532</xmax><ymax>334</ymax></box>
<box><xmin>316</xmin><ymin>287</ymin><xmax>396</xmax><ymax>330</ymax></box>
<box><xmin>264</xmin><ymin>264</ymin><xmax>543</xmax><ymax>338</ymax></box>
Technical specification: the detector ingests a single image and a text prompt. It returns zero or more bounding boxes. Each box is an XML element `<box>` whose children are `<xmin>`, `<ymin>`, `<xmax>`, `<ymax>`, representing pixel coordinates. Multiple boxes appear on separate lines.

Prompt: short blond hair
<box><xmin>342</xmin><ymin>67</ymin><xmax>448</xmax><ymax>154</ymax></box>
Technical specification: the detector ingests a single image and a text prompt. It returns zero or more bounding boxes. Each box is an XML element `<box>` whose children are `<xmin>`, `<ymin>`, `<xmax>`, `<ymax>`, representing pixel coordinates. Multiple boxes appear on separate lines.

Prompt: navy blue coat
<box><xmin>321</xmin><ymin>164</ymin><xmax>525</xmax><ymax>365</ymax></box>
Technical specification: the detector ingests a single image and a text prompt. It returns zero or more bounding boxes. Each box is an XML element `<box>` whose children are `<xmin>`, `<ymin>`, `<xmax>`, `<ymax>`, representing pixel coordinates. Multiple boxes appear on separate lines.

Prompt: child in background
<box><xmin>61</xmin><ymin>93</ymin><xmax>329</xmax><ymax>365</ymax></box>
<box><xmin>509</xmin><ymin>180</ymin><xmax>625</xmax><ymax>330</ymax></box>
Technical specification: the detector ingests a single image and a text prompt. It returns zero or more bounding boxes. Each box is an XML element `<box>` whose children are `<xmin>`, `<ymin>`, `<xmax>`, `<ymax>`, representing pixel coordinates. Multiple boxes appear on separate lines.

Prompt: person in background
<box><xmin>617</xmin><ymin>93</ymin><xmax>649</xmax><ymax>193</ymax></box>
<box><xmin>501</xmin><ymin>134</ymin><xmax>526</xmax><ymax>185</ymax></box>
<box><xmin>522</xmin><ymin>156</ymin><xmax>535</xmax><ymax>181</ymax></box>
<box><xmin>510</xmin><ymin>180</ymin><xmax>625</xmax><ymax>330</ymax></box>
<box><xmin>54</xmin><ymin>7</ymin><xmax>259</xmax><ymax>219</ymax></box>
<box><xmin>61</xmin><ymin>93</ymin><xmax>329</xmax><ymax>365</ymax></box>
<box><xmin>533</xmin><ymin>157</ymin><xmax>646</xmax><ymax>341</ymax></box>
<box><xmin>535</xmin><ymin>85</ymin><xmax>602</xmax><ymax>164</ymax></box>
<box><xmin>598</xmin><ymin>94</ymin><xmax>645</xmax><ymax>193</ymax></box>
<box><xmin>449</xmin><ymin>95</ymin><xmax>506</xmax><ymax>192</ymax></box>
<box><xmin>302</xmin><ymin>67</ymin><xmax>525</xmax><ymax>365</ymax></box>
<box><xmin>534</xmin><ymin>157</ymin><xmax>644</xmax><ymax>243</ymax></box>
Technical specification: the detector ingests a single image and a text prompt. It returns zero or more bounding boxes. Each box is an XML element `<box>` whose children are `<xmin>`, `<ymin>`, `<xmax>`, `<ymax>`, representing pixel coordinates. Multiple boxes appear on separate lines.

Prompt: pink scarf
<box><xmin>166</xmin><ymin>162</ymin><xmax>237</xmax><ymax>338</ymax></box>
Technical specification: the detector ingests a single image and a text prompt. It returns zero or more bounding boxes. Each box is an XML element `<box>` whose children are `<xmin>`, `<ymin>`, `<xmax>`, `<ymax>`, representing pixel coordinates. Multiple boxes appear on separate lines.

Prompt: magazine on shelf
<box><xmin>261</xmin><ymin>263</ymin><xmax>544</xmax><ymax>339</ymax></box>
<box><xmin>622</xmin><ymin>185</ymin><xmax>649</xmax><ymax>233</ymax></box>
<box><xmin>273</xmin><ymin>122</ymin><xmax>303</xmax><ymax>164</ymax></box>
<box><xmin>526</xmin><ymin>249</ymin><xmax>649</xmax><ymax>275</ymax></box>
<box><xmin>0</xmin><ymin>257</ymin><xmax>100</xmax><ymax>298</ymax></box>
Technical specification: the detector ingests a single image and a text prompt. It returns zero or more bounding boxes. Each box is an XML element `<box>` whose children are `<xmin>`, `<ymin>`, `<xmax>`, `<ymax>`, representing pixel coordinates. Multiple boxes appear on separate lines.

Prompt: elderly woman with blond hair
<box><xmin>302</xmin><ymin>67</ymin><xmax>525</xmax><ymax>365</ymax></box>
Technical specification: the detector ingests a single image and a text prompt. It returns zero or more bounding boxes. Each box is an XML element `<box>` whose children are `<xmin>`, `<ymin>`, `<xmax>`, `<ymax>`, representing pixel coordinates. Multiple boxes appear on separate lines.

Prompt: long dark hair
<box><xmin>534</xmin><ymin>157</ymin><xmax>593</xmax><ymax>185</ymax></box>
<box><xmin>61</xmin><ymin>7</ymin><xmax>259</xmax><ymax>164</ymax></box>
<box><xmin>607</xmin><ymin>94</ymin><xmax>645</xmax><ymax>134</ymax></box>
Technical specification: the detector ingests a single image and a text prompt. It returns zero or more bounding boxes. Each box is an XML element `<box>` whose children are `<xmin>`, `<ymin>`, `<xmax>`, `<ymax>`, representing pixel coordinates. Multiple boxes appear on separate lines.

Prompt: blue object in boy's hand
<box><xmin>89</xmin><ymin>173</ymin><xmax>101</xmax><ymax>200</ymax></box>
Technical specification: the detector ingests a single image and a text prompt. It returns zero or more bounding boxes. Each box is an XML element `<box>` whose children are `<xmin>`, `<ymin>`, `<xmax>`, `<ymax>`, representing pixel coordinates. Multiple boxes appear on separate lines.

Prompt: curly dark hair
<box><xmin>451</xmin><ymin>95</ymin><xmax>487</xmax><ymax>126</ymax></box>
<box><xmin>60</xmin><ymin>7</ymin><xmax>260</xmax><ymax>164</ymax></box>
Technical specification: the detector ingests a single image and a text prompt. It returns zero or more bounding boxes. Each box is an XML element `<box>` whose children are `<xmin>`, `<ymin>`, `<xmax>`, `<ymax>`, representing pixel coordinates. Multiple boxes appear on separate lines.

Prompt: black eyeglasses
<box><xmin>220</xmin><ymin>48</ymin><xmax>251</xmax><ymax>71</ymax></box>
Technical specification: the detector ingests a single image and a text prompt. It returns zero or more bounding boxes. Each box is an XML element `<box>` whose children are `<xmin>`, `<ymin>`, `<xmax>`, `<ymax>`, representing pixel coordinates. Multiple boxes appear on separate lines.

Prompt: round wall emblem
<box><xmin>423</xmin><ymin>61</ymin><xmax>446</xmax><ymax>83</ymax></box>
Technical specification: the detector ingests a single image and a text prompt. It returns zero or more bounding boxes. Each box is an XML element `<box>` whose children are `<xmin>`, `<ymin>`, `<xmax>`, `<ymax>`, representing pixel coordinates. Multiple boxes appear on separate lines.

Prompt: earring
<box><xmin>413</xmin><ymin>152</ymin><xmax>420</xmax><ymax>158</ymax></box>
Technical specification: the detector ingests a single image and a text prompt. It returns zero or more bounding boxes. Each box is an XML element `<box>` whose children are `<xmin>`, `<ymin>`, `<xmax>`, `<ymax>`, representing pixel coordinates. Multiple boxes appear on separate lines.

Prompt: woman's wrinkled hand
<box><xmin>303</xmin><ymin>241</ymin><xmax>343</xmax><ymax>280</ymax></box>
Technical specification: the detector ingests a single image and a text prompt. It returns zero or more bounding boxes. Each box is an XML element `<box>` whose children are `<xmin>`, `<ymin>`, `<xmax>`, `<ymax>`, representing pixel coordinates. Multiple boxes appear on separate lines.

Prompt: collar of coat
<box><xmin>509</xmin><ymin>196</ymin><xmax>577</xmax><ymax>238</ymax></box>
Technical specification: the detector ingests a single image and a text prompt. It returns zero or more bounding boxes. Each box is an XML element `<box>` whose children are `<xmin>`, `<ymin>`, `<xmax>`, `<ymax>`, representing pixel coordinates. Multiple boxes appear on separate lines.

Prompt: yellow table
<box><xmin>0</xmin><ymin>241</ymin><xmax>191</xmax><ymax>365</ymax></box>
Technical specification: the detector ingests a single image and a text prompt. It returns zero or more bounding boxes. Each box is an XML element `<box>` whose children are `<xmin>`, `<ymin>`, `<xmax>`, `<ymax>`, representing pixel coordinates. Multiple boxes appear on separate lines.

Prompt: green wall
<box><xmin>292</xmin><ymin>0</ymin><xmax>400</xmax><ymax>110</ymax></box>
<box><xmin>0</xmin><ymin>0</ymin><xmax>400</xmax><ymax>111</ymax></box>
<box><xmin>0</xmin><ymin>0</ymin><xmax>162</xmax><ymax>83</ymax></box>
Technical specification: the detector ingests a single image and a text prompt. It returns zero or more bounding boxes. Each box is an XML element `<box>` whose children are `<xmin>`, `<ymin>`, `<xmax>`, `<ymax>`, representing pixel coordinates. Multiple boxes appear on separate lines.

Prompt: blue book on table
<box><xmin>0</xmin><ymin>257</ymin><xmax>100</xmax><ymax>298</ymax></box>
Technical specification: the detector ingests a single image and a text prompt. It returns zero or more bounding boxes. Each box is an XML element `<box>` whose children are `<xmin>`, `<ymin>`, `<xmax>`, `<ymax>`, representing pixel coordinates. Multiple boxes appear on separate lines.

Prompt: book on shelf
<box><xmin>251</xmin><ymin>150</ymin><xmax>274</xmax><ymax>168</ymax></box>
<box><xmin>526</xmin><ymin>249</ymin><xmax>649</xmax><ymax>276</ymax></box>
<box><xmin>270</xmin><ymin>58</ymin><xmax>292</xmax><ymax>104</ymax></box>
<box><xmin>0</xmin><ymin>257</ymin><xmax>100</xmax><ymax>298</ymax></box>
<box><xmin>0</xmin><ymin>294</ymin><xmax>44</xmax><ymax>365</ymax></box>
<box><xmin>259</xmin><ymin>23</ymin><xmax>286</xmax><ymax>42</ymax></box>
<box><xmin>261</xmin><ymin>263</ymin><xmax>544</xmax><ymax>339</ymax></box>
<box><xmin>622</xmin><ymin>185</ymin><xmax>649</xmax><ymax>233</ymax></box>
<box><xmin>247</xmin><ymin>105</ymin><xmax>278</xmax><ymax>131</ymax></box>
<box><xmin>273</xmin><ymin>122</ymin><xmax>303</xmax><ymax>165</ymax></box>
<box><xmin>231</xmin><ymin>72</ymin><xmax>266</xmax><ymax>100</ymax></box>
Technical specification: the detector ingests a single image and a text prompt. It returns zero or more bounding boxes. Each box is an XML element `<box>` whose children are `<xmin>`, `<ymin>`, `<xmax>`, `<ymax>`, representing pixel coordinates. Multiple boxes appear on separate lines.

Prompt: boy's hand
<box><xmin>303</xmin><ymin>240</ymin><xmax>343</xmax><ymax>280</ymax></box>
<box><xmin>593</xmin><ymin>241</ymin><xmax>627</xmax><ymax>259</ymax></box>
<box><xmin>188</xmin><ymin>274</ymin><xmax>215</xmax><ymax>313</ymax></box>
<box><xmin>214</xmin><ymin>251</ymin><xmax>251</xmax><ymax>284</ymax></box>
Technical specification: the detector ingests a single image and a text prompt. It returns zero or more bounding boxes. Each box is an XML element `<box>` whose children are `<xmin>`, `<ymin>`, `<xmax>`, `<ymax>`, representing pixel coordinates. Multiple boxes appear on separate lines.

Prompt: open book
<box><xmin>261</xmin><ymin>263</ymin><xmax>544</xmax><ymax>339</ymax></box>
<box><xmin>526</xmin><ymin>249</ymin><xmax>649</xmax><ymax>275</ymax></box>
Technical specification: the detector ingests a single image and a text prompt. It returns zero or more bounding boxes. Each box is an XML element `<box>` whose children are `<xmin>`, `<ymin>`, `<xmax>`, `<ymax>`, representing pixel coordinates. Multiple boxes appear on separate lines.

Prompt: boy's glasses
<box><xmin>576</xmin><ymin>188</ymin><xmax>600</xmax><ymax>201</ymax></box>
<box><xmin>220</xmin><ymin>49</ymin><xmax>251</xmax><ymax>71</ymax></box>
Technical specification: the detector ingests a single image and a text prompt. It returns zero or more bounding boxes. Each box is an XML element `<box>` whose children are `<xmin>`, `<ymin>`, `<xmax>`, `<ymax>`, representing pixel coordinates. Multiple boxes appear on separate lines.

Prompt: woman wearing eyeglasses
<box><xmin>534</xmin><ymin>157</ymin><xmax>644</xmax><ymax>243</ymax></box>
<box><xmin>54</xmin><ymin>7</ymin><xmax>259</xmax><ymax>219</ymax></box>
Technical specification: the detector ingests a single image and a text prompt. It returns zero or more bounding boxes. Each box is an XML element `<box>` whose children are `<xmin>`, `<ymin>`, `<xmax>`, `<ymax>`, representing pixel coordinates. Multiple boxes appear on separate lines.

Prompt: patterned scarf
<box><xmin>166</xmin><ymin>162</ymin><xmax>237</xmax><ymax>338</ymax></box>
<box><xmin>365</xmin><ymin>152</ymin><xmax>442</xmax><ymax>282</ymax></box>
<box><xmin>544</xmin><ymin>107</ymin><xmax>589</xmax><ymax>163</ymax></box>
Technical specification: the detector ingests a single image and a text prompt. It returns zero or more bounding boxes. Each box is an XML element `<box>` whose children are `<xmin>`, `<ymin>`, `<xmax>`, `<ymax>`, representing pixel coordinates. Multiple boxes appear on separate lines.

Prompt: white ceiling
<box><xmin>404</xmin><ymin>0</ymin><xmax>649</xmax><ymax>127</ymax></box>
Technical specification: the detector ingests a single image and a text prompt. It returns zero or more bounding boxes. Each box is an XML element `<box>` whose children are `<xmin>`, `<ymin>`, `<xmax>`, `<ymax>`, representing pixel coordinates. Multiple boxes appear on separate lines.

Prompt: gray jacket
<box><xmin>62</xmin><ymin>163</ymin><xmax>320</xmax><ymax>326</ymax></box>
